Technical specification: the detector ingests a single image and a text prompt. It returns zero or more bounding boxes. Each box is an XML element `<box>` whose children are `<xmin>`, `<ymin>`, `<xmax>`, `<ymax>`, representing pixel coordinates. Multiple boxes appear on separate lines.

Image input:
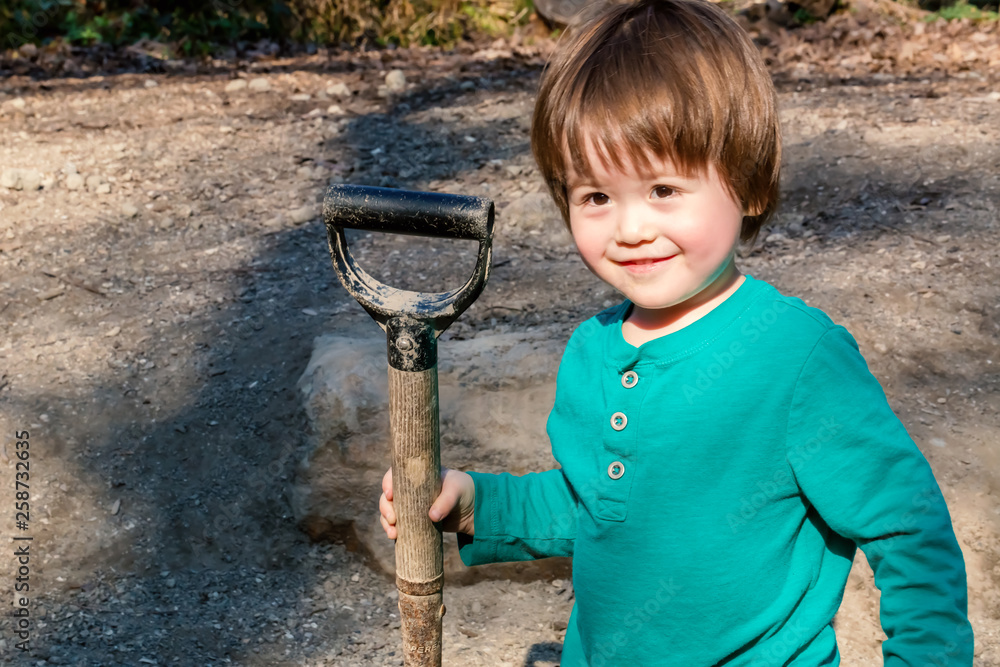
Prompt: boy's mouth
<box><xmin>616</xmin><ymin>255</ymin><xmax>676</xmax><ymax>271</ymax></box>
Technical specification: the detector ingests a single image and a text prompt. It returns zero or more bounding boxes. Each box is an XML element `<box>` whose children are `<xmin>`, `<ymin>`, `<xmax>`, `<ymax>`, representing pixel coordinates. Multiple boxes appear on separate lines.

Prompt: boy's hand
<box><xmin>379</xmin><ymin>467</ymin><xmax>476</xmax><ymax>540</ymax></box>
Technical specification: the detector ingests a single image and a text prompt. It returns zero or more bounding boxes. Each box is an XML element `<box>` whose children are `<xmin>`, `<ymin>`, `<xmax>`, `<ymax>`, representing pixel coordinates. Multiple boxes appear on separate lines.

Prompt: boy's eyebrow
<box><xmin>565</xmin><ymin>176</ymin><xmax>596</xmax><ymax>190</ymax></box>
<box><xmin>565</xmin><ymin>170</ymin><xmax>699</xmax><ymax>190</ymax></box>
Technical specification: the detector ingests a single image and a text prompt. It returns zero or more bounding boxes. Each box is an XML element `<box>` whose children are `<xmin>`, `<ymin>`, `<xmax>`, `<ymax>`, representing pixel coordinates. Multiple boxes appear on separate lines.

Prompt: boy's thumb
<box><xmin>429</xmin><ymin>489</ymin><xmax>456</xmax><ymax>522</ymax></box>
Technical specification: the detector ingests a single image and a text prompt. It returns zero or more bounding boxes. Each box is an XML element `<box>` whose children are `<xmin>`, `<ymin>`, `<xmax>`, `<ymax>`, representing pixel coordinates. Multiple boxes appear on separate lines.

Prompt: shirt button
<box><xmin>621</xmin><ymin>370</ymin><xmax>638</xmax><ymax>388</ymax></box>
<box><xmin>608</xmin><ymin>461</ymin><xmax>625</xmax><ymax>479</ymax></box>
<box><xmin>610</xmin><ymin>412</ymin><xmax>627</xmax><ymax>431</ymax></box>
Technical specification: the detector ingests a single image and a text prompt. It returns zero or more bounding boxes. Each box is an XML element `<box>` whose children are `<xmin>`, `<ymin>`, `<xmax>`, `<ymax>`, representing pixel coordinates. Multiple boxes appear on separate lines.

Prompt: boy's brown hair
<box><xmin>531</xmin><ymin>0</ymin><xmax>781</xmax><ymax>243</ymax></box>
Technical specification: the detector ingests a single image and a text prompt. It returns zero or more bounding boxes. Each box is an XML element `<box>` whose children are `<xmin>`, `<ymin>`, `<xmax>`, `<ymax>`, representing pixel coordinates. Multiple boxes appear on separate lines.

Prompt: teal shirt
<box><xmin>457</xmin><ymin>276</ymin><xmax>972</xmax><ymax>666</ymax></box>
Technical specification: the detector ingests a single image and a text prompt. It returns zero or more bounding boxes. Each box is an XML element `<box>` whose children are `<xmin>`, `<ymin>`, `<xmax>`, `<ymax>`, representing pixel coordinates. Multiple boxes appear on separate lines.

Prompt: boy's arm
<box><xmin>786</xmin><ymin>326</ymin><xmax>973</xmax><ymax>667</ymax></box>
<box><xmin>456</xmin><ymin>468</ymin><xmax>578</xmax><ymax>566</ymax></box>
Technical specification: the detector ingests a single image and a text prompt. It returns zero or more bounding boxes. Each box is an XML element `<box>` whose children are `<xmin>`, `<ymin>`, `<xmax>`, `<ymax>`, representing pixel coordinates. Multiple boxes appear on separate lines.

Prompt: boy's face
<box><xmin>565</xmin><ymin>141</ymin><xmax>744</xmax><ymax>322</ymax></box>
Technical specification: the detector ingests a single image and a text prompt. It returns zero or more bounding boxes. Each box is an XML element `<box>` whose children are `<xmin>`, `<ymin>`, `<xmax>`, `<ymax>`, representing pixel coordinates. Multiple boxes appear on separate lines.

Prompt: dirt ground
<box><xmin>1</xmin><ymin>12</ymin><xmax>999</xmax><ymax>667</ymax></box>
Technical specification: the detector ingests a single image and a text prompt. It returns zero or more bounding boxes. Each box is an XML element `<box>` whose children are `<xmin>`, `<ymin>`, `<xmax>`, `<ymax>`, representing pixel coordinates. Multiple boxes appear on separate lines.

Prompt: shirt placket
<box><xmin>595</xmin><ymin>361</ymin><xmax>647</xmax><ymax>522</ymax></box>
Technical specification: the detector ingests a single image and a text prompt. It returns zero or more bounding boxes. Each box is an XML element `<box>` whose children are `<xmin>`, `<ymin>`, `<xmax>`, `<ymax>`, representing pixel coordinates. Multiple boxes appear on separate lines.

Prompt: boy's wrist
<box><xmin>459</xmin><ymin>470</ymin><xmax>476</xmax><ymax>536</ymax></box>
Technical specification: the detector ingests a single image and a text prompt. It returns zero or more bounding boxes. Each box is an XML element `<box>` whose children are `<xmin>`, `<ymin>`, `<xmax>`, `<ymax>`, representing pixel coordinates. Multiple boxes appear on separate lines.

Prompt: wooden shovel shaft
<box><xmin>389</xmin><ymin>364</ymin><xmax>444</xmax><ymax>666</ymax></box>
<box><xmin>323</xmin><ymin>185</ymin><xmax>493</xmax><ymax>664</ymax></box>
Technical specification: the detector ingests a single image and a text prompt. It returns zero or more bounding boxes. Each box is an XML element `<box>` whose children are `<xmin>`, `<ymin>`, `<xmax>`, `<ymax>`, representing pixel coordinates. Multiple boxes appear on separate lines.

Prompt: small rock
<box><xmin>96</xmin><ymin>183</ymin><xmax>111</xmax><ymax>195</ymax></box>
<box><xmin>18</xmin><ymin>43</ymin><xmax>38</xmax><ymax>58</ymax></box>
<box><xmin>288</xmin><ymin>205</ymin><xmax>319</xmax><ymax>225</ymax></box>
<box><xmin>65</xmin><ymin>162</ymin><xmax>78</xmax><ymax>175</ymax></box>
<box><xmin>38</xmin><ymin>287</ymin><xmax>65</xmax><ymax>301</ymax></box>
<box><xmin>302</xmin><ymin>308</ymin><xmax>318</xmax><ymax>316</ymax></box>
<box><xmin>105</xmin><ymin>326</ymin><xmax>122</xmax><ymax>337</ymax></box>
<box><xmin>144</xmin><ymin>79</ymin><xmax>159</xmax><ymax>88</ymax></box>
<box><xmin>326</xmin><ymin>82</ymin><xmax>351</xmax><ymax>98</ymax></box>
<box><xmin>19</xmin><ymin>170</ymin><xmax>43</xmax><ymax>191</ymax></box>
<box><xmin>10</xmin><ymin>97</ymin><xmax>26</xmax><ymax>110</ymax></box>
<box><xmin>225</xmin><ymin>79</ymin><xmax>248</xmax><ymax>92</ymax></box>
<box><xmin>0</xmin><ymin>169</ymin><xmax>20</xmax><ymax>189</ymax></box>
<box><xmin>911</xmin><ymin>260</ymin><xmax>927</xmax><ymax>270</ymax></box>
<box><xmin>384</xmin><ymin>69</ymin><xmax>406</xmax><ymax>93</ymax></box>
<box><xmin>177</xmin><ymin>204</ymin><xmax>193</xmax><ymax>218</ymax></box>
<box><xmin>248</xmin><ymin>78</ymin><xmax>272</xmax><ymax>93</ymax></box>
<box><xmin>122</xmin><ymin>203</ymin><xmax>139</xmax><ymax>218</ymax></box>
<box><xmin>989</xmin><ymin>91</ymin><xmax>1000</xmax><ymax>101</ymax></box>
<box><xmin>326</xmin><ymin>104</ymin><xmax>345</xmax><ymax>116</ymax></box>
<box><xmin>65</xmin><ymin>173</ymin><xmax>85</xmax><ymax>191</ymax></box>
<box><xmin>110</xmin><ymin>498</ymin><xmax>121</xmax><ymax>515</ymax></box>
<box><xmin>290</xmin><ymin>93</ymin><xmax>311</xmax><ymax>102</ymax></box>
<box><xmin>85</xmin><ymin>175</ymin><xmax>104</xmax><ymax>193</ymax></box>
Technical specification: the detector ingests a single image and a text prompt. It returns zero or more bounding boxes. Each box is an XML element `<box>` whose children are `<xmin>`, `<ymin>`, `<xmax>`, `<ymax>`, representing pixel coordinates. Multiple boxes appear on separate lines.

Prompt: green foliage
<box><xmin>461</xmin><ymin>0</ymin><xmax>532</xmax><ymax>38</ymax></box>
<box><xmin>1</xmin><ymin>0</ymin><xmax>538</xmax><ymax>54</ymax></box>
<box><xmin>792</xmin><ymin>7</ymin><xmax>821</xmax><ymax>24</ymax></box>
<box><xmin>931</xmin><ymin>0</ymin><xmax>1000</xmax><ymax>19</ymax></box>
<box><xmin>290</xmin><ymin>0</ymin><xmax>533</xmax><ymax>49</ymax></box>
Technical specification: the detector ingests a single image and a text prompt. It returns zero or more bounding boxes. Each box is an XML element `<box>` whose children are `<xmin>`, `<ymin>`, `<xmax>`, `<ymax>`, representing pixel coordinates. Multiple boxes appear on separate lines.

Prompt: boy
<box><xmin>379</xmin><ymin>0</ymin><xmax>973</xmax><ymax>664</ymax></box>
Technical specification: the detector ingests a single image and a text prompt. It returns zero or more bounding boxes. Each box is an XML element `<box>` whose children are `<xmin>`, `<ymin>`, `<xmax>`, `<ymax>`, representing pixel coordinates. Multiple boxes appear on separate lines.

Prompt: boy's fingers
<box><xmin>380</xmin><ymin>514</ymin><xmax>396</xmax><ymax>540</ymax></box>
<box><xmin>382</xmin><ymin>468</ymin><xmax>393</xmax><ymax>501</ymax></box>
<box><xmin>379</xmin><ymin>493</ymin><xmax>395</xmax><ymax>525</ymax></box>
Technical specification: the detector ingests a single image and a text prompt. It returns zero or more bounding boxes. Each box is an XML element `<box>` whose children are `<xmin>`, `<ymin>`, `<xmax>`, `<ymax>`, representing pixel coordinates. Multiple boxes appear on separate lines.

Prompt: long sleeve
<box><xmin>785</xmin><ymin>326</ymin><xmax>973</xmax><ymax>666</ymax></box>
<box><xmin>456</xmin><ymin>468</ymin><xmax>578</xmax><ymax>566</ymax></box>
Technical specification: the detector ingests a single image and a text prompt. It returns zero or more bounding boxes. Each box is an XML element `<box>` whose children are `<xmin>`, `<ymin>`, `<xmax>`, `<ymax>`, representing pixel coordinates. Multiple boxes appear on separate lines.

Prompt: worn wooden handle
<box><xmin>389</xmin><ymin>365</ymin><xmax>444</xmax><ymax>666</ymax></box>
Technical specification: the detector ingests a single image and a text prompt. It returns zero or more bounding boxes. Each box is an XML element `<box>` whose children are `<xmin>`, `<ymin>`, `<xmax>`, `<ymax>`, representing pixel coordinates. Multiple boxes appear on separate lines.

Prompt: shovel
<box><xmin>323</xmin><ymin>184</ymin><xmax>494</xmax><ymax>666</ymax></box>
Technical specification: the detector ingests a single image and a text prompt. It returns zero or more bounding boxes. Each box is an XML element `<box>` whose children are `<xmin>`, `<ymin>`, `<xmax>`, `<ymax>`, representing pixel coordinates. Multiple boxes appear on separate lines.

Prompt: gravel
<box><xmin>0</xmin><ymin>17</ymin><xmax>998</xmax><ymax>666</ymax></box>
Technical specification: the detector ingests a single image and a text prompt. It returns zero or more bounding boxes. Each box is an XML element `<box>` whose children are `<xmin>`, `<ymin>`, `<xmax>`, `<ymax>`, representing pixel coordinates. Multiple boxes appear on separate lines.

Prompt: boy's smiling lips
<box><xmin>614</xmin><ymin>255</ymin><xmax>678</xmax><ymax>272</ymax></box>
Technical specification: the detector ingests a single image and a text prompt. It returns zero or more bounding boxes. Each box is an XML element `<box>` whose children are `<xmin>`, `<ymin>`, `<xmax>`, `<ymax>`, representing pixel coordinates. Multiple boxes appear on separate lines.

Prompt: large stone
<box><xmin>294</xmin><ymin>328</ymin><xmax>571</xmax><ymax>580</ymax></box>
<box><xmin>500</xmin><ymin>191</ymin><xmax>574</xmax><ymax>248</ymax></box>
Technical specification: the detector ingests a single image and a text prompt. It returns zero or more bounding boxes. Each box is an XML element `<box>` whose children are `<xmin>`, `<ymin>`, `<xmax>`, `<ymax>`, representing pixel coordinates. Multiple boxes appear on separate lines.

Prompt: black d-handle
<box><xmin>323</xmin><ymin>184</ymin><xmax>494</xmax><ymax>337</ymax></box>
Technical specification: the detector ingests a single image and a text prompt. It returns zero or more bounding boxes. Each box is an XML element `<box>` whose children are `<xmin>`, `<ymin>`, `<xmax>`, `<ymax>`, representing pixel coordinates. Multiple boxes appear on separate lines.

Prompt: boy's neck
<box><xmin>621</xmin><ymin>265</ymin><xmax>745</xmax><ymax>348</ymax></box>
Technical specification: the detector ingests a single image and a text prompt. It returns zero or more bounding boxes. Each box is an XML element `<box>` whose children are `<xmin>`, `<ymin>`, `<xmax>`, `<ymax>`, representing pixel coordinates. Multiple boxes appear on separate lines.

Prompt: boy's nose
<box><xmin>614</xmin><ymin>206</ymin><xmax>657</xmax><ymax>245</ymax></box>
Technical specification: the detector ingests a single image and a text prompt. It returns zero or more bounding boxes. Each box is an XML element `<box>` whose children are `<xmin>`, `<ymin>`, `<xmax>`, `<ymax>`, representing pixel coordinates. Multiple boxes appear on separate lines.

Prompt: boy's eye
<box><xmin>584</xmin><ymin>192</ymin><xmax>609</xmax><ymax>206</ymax></box>
<box><xmin>651</xmin><ymin>185</ymin><xmax>676</xmax><ymax>199</ymax></box>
